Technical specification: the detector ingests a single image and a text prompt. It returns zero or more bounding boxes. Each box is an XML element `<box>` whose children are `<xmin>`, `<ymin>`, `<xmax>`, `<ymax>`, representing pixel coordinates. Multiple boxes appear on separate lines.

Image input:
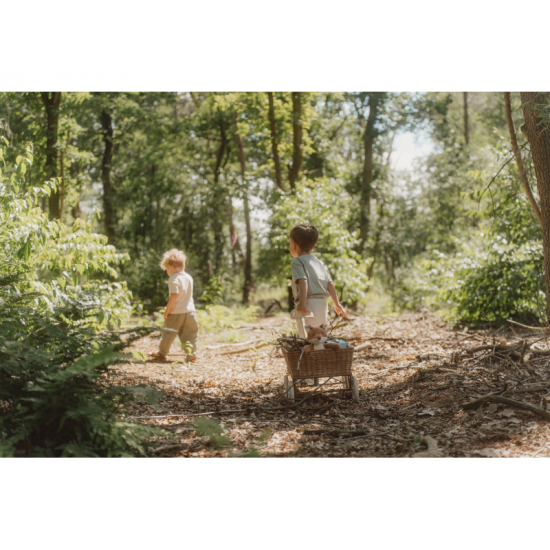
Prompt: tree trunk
<box><xmin>463</xmin><ymin>92</ymin><xmax>469</xmax><ymax>145</ymax></box>
<box><xmin>212</xmin><ymin>125</ymin><xmax>228</xmax><ymax>274</ymax></box>
<box><xmin>520</xmin><ymin>92</ymin><xmax>550</xmax><ymax>320</ymax></box>
<box><xmin>100</xmin><ymin>109</ymin><xmax>116</xmax><ymax>244</ymax></box>
<box><xmin>233</xmin><ymin>112</ymin><xmax>253</xmax><ymax>303</ymax></box>
<box><xmin>227</xmin><ymin>194</ymin><xmax>244</xmax><ymax>270</ymax></box>
<box><xmin>357</xmin><ymin>93</ymin><xmax>381</xmax><ymax>253</ymax></box>
<box><xmin>504</xmin><ymin>92</ymin><xmax>542</xmax><ymax>226</ymax></box>
<box><xmin>59</xmin><ymin>130</ymin><xmax>71</xmax><ymax>223</ymax></box>
<box><xmin>41</xmin><ymin>92</ymin><xmax>61</xmax><ymax>219</ymax></box>
<box><xmin>267</xmin><ymin>92</ymin><xmax>285</xmax><ymax>191</ymax></box>
<box><xmin>288</xmin><ymin>92</ymin><xmax>303</xmax><ymax>191</ymax></box>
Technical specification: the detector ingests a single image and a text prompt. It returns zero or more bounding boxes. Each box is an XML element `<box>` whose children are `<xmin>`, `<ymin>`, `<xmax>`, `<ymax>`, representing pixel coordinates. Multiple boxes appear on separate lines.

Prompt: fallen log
<box><xmin>462</xmin><ymin>394</ymin><xmax>550</xmax><ymax>421</ymax></box>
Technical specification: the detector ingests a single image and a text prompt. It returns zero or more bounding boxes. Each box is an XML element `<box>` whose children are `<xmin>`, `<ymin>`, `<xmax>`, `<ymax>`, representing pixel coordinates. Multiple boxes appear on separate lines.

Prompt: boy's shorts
<box><xmin>295</xmin><ymin>297</ymin><xmax>328</xmax><ymax>339</ymax></box>
<box><xmin>159</xmin><ymin>311</ymin><xmax>199</xmax><ymax>358</ymax></box>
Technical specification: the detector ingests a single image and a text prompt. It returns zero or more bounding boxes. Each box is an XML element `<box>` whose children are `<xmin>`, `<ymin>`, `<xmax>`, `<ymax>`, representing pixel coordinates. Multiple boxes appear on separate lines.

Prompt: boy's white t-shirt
<box><xmin>168</xmin><ymin>271</ymin><xmax>195</xmax><ymax>314</ymax></box>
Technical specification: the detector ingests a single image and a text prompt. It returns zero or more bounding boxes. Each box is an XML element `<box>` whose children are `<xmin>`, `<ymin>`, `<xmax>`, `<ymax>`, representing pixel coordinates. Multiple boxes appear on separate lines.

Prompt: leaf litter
<box><xmin>111</xmin><ymin>313</ymin><xmax>550</xmax><ymax>458</ymax></box>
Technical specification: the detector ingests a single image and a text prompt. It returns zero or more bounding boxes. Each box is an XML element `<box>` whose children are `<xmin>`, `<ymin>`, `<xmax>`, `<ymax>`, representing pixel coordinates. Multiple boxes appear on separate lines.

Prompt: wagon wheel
<box><xmin>284</xmin><ymin>375</ymin><xmax>295</xmax><ymax>401</ymax></box>
<box><xmin>351</xmin><ymin>375</ymin><xmax>359</xmax><ymax>402</ymax></box>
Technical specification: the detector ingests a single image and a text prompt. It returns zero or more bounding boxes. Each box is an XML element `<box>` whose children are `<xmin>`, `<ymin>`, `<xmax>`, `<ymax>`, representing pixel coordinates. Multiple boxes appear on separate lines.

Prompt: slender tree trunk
<box><xmin>288</xmin><ymin>92</ymin><xmax>303</xmax><ymax>191</ymax></box>
<box><xmin>520</xmin><ymin>92</ymin><xmax>550</xmax><ymax>320</ymax></box>
<box><xmin>59</xmin><ymin>130</ymin><xmax>71</xmax><ymax>223</ymax></box>
<box><xmin>227</xmin><ymin>195</ymin><xmax>244</xmax><ymax>270</ymax></box>
<box><xmin>267</xmin><ymin>92</ymin><xmax>285</xmax><ymax>191</ymax></box>
<box><xmin>233</xmin><ymin>112</ymin><xmax>253</xmax><ymax>303</ymax></box>
<box><xmin>100</xmin><ymin>109</ymin><xmax>116</xmax><ymax>244</ymax></box>
<box><xmin>504</xmin><ymin>92</ymin><xmax>542</xmax><ymax>226</ymax></box>
<box><xmin>463</xmin><ymin>92</ymin><xmax>469</xmax><ymax>145</ymax></box>
<box><xmin>357</xmin><ymin>93</ymin><xmax>381</xmax><ymax>253</ymax></box>
<box><xmin>41</xmin><ymin>92</ymin><xmax>61</xmax><ymax>219</ymax></box>
<box><xmin>212</xmin><ymin>125</ymin><xmax>228</xmax><ymax>273</ymax></box>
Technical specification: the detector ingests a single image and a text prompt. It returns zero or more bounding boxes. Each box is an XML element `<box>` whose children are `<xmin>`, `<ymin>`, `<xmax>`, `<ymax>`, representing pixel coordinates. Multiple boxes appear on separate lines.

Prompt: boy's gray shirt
<box><xmin>290</xmin><ymin>254</ymin><xmax>332</xmax><ymax>303</ymax></box>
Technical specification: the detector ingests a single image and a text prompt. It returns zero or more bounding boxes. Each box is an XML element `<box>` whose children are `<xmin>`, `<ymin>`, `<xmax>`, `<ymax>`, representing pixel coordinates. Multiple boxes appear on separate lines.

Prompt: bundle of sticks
<box><xmin>274</xmin><ymin>334</ymin><xmax>309</xmax><ymax>353</ymax></box>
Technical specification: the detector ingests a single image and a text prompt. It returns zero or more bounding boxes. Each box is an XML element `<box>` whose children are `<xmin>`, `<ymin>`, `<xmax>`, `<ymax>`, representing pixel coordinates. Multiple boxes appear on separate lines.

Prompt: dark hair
<box><xmin>290</xmin><ymin>223</ymin><xmax>318</xmax><ymax>252</ymax></box>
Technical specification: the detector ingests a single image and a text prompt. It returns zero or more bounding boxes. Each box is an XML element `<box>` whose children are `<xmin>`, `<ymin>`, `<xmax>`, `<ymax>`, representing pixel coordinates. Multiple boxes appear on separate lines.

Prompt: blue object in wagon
<box><xmin>326</xmin><ymin>338</ymin><xmax>348</xmax><ymax>349</ymax></box>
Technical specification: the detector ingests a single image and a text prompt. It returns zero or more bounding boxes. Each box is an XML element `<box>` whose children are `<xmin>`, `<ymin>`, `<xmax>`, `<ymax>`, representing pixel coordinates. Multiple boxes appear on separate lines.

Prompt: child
<box><xmin>150</xmin><ymin>249</ymin><xmax>199</xmax><ymax>362</ymax></box>
<box><xmin>289</xmin><ymin>223</ymin><xmax>346</xmax><ymax>339</ymax></box>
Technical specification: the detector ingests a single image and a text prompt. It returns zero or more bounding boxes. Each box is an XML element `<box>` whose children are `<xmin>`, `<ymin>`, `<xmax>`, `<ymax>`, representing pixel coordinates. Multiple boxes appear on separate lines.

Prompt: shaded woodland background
<box><xmin>1</xmin><ymin>92</ymin><xmax>544</xmax><ymax>324</ymax></box>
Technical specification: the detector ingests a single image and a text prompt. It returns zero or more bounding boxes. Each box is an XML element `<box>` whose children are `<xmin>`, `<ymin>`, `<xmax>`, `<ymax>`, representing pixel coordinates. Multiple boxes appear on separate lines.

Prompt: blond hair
<box><xmin>160</xmin><ymin>248</ymin><xmax>186</xmax><ymax>270</ymax></box>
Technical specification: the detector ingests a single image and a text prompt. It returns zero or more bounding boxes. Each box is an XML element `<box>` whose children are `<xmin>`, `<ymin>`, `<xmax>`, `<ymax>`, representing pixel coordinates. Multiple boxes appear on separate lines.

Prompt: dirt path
<box><xmin>114</xmin><ymin>313</ymin><xmax>550</xmax><ymax>457</ymax></box>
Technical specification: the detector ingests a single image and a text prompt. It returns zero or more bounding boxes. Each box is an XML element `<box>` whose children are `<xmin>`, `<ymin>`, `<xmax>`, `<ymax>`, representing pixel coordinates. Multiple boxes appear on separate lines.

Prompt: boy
<box><xmin>150</xmin><ymin>249</ymin><xmax>199</xmax><ymax>362</ymax></box>
<box><xmin>289</xmin><ymin>223</ymin><xmax>346</xmax><ymax>339</ymax></box>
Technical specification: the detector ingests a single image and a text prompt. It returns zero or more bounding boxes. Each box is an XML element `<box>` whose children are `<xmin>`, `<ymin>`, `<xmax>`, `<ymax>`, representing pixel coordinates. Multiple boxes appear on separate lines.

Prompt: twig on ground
<box><xmin>507</xmin><ymin>319</ymin><xmax>547</xmax><ymax>332</ymax></box>
<box><xmin>462</xmin><ymin>394</ymin><xmax>550</xmax><ymax>420</ymax></box>
<box><xmin>150</xmin><ymin>444</ymin><xmax>188</xmax><ymax>455</ymax></box>
<box><xmin>220</xmin><ymin>340</ymin><xmax>274</xmax><ymax>355</ymax></box>
<box><xmin>303</xmin><ymin>428</ymin><xmax>409</xmax><ymax>443</ymax></box>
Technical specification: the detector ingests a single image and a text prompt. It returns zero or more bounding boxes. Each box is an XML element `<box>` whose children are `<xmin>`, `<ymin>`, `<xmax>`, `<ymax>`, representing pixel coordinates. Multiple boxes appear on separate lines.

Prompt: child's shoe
<box><xmin>149</xmin><ymin>352</ymin><xmax>168</xmax><ymax>362</ymax></box>
<box><xmin>187</xmin><ymin>356</ymin><xmax>197</xmax><ymax>363</ymax></box>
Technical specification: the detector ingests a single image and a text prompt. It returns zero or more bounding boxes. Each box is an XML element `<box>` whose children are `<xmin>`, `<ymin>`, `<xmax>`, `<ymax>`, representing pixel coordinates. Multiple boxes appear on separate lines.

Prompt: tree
<box><xmin>520</xmin><ymin>92</ymin><xmax>550</xmax><ymax>320</ymax></box>
<box><xmin>100</xmin><ymin>108</ymin><xmax>116</xmax><ymax>244</ymax></box>
<box><xmin>463</xmin><ymin>92</ymin><xmax>469</xmax><ymax>145</ymax></box>
<box><xmin>41</xmin><ymin>92</ymin><xmax>61</xmax><ymax>219</ymax></box>
<box><xmin>267</xmin><ymin>92</ymin><xmax>285</xmax><ymax>192</ymax></box>
<box><xmin>288</xmin><ymin>92</ymin><xmax>303</xmax><ymax>191</ymax></box>
<box><xmin>233</xmin><ymin>111</ymin><xmax>253</xmax><ymax>303</ymax></box>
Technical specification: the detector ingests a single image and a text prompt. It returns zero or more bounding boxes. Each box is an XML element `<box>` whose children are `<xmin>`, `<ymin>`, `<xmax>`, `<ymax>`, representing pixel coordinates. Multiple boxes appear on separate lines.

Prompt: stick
<box><xmin>150</xmin><ymin>444</ymin><xmax>188</xmax><ymax>455</ymax></box>
<box><xmin>204</xmin><ymin>340</ymin><xmax>255</xmax><ymax>350</ymax></box>
<box><xmin>507</xmin><ymin>319</ymin><xmax>546</xmax><ymax>332</ymax></box>
<box><xmin>220</xmin><ymin>340</ymin><xmax>275</xmax><ymax>355</ymax></box>
<box><xmin>303</xmin><ymin>429</ymin><xmax>409</xmax><ymax>443</ymax></box>
<box><xmin>131</xmin><ymin>409</ymin><xmax>248</xmax><ymax>419</ymax></box>
<box><xmin>462</xmin><ymin>394</ymin><xmax>550</xmax><ymax>420</ymax></box>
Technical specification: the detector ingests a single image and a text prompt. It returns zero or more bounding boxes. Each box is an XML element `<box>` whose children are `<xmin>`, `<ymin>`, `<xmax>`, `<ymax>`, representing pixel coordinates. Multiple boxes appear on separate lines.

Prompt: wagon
<box><xmin>281</xmin><ymin>346</ymin><xmax>359</xmax><ymax>402</ymax></box>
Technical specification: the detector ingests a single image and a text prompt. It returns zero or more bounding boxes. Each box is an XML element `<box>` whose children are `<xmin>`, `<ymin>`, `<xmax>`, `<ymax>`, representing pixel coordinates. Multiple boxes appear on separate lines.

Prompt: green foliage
<box><xmin>0</xmin><ymin>143</ymin><xmax>161</xmax><ymax>456</ymax></box>
<box><xmin>200</xmin><ymin>274</ymin><xmax>227</xmax><ymax>306</ymax></box>
<box><xmin>0</xmin><ymin>272</ymin><xmax>163</xmax><ymax>457</ymax></box>
<box><xmin>260</xmin><ymin>178</ymin><xmax>370</xmax><ymax>304</ymax></box>
<box><xmin>392</xmin><ymin>138</ymin><xmax>544</xmax><ymax>325</ymax></box>
<box><xmin>193</xmin><ymin>418</ymin><xmax>230</xmax><ymax>448</ymax></box>
<box><xmin>0</xmin><ymin>142</ymin><xmax>132</xmax><ymax>329</ymax></box>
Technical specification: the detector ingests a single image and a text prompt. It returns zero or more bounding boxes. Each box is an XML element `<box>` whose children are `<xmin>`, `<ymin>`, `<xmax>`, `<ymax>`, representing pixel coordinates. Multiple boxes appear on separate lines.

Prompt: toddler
<box><xmin>290</xmin><ymin>223</ymin><xmax>346</xmax><ymax>339</ymax></box>
<box><xmin>150</xmin><ymin>249</ymin><xmax>199</xmax><ymax>362</ymax></box>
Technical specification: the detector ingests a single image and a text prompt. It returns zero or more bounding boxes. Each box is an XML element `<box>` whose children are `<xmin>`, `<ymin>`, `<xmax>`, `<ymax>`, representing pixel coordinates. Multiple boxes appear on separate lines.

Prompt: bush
<box><xmin>0</xmin><ymin>274</ymin><xmax>163</xmax><ymax>457</ymax></box>
<box><xmin>0</xmin><ymin>141</ymin><xmax>163</xmax><ymax>456</ymax></box>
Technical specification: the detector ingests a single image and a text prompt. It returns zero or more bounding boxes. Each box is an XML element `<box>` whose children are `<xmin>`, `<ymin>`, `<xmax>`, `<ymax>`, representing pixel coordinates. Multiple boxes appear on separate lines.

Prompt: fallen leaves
<box><xmin>110</xmin><ymin>313</ymin><xmax>550</xmax><ymax>458</ymax></box>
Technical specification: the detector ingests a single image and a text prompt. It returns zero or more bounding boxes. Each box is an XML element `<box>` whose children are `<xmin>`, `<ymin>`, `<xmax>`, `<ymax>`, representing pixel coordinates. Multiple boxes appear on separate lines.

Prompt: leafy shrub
<box><xmin>0</xmin><ymin>141</ymin><xmax>163</xmax><ymax>456</ymax></box>
<box><xmin>0</xmin><ymin>274</ymin><xmax>163</xmax><ymax>457</ymax></box>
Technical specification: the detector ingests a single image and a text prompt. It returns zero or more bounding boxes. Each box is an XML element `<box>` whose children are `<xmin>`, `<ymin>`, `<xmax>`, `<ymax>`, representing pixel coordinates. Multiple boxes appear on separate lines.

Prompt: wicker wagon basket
<box><xmin>282</xmin><ymin>347</ymin><xmax>355</xmax><ymax>379</ymax></box>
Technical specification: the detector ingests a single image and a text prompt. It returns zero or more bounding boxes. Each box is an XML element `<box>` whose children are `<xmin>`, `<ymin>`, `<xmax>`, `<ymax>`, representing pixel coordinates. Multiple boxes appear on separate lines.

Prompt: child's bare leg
<box><xmin>296</xmin><ymin>318</ymin><xmax>307</xmax><ymax>339</ymax></box>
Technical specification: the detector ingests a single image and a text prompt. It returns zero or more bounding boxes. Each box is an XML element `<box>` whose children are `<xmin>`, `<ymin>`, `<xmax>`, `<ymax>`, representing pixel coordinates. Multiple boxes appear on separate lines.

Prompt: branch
<box><xmin>504</xmin><ymin>92</ymin><xmax>542</xmax><ymax>226</ymax></box>
<box><xmin>462</xmin><ymin>394</ymin><xmax>550</xmax><ymax>420</ymax></box>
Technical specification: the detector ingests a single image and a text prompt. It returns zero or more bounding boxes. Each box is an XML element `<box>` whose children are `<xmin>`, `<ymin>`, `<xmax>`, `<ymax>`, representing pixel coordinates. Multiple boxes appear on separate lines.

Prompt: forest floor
<box><xmin>114</xmin><ymin>312</ymin><xmax>550</xmax><ymax>458</ymax></box>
